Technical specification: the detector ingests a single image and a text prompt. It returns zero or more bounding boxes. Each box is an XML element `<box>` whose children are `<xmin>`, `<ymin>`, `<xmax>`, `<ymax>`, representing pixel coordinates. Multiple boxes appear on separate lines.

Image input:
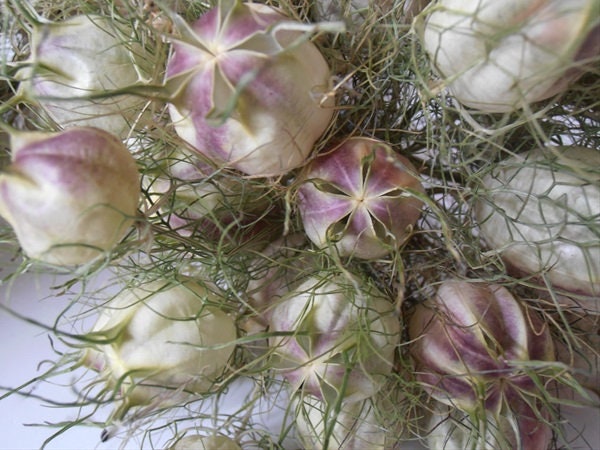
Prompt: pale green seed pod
<box><xmin>168</xmin><ymin>434</ymin><xmax>241</xmax><ymax>450</ymax></box>
<box><xmin>85</xmin><ymin>280</ymin><xmax>237</xmax><ymax>407</ymax></box>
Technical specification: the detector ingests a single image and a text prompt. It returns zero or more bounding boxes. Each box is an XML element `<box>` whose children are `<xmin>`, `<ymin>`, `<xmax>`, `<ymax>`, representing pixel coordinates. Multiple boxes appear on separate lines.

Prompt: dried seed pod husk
<box><xmin>475</xmin><ymin>146</ymin><xmax>600</xmax><ymax>303</ymax></box>
<box><xmin>21</xmin><ymin>15</ymin><xmax>155</xmax><ymax>138</ymax></box>
<box><xmin>417</xmin><ymin>0</ymin><xmax>600</xmax><ymax>112</ymax></box>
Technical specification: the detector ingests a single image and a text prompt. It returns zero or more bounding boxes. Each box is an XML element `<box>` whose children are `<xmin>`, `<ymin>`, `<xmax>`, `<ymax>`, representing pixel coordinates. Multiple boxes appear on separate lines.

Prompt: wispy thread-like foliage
<box><xmin>0</xmin><ymin>0</ymin><xmax>598</xmax><ymax>448</ymax></box>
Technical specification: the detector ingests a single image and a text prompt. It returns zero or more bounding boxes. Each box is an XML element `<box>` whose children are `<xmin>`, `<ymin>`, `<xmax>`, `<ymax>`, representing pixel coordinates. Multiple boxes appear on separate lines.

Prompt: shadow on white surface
<box><xmin>0</xmin><ymin>261</ymin><xmax>114</xmax><ymax>450</ymax></box>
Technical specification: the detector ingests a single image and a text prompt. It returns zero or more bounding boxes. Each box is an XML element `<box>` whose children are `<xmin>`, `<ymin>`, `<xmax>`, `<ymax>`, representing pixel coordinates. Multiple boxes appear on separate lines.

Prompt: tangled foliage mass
<box><xmin>0</xmin><ymin>0</ymin><xmax>598</xmax><ymax>449</ymax></box>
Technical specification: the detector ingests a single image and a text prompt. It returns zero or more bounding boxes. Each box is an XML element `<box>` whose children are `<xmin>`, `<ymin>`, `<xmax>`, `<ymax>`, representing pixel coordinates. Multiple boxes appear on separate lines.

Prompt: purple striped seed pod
<box><xmin>268</xmin><ymin>274</ymin><xmax>400</xmax><ymax>403</ymax></box>
<box><xmin>0</xmin><ymin>127</ymin><xmax>140</xmax><ymax>265</ymax></box>
<box><xmin>297</xmin><ymin>137</ymin><xmax>425</xmax><ymax>259</ymax></box>
<box><xmin>165</xmin><ymin>0</ymin><xmax>334</xmax><ymax>176</ymax></box>
<box><xmin>409</xmin><ymin>280</ymin><xmax>555</xmax><ymax>450</ymax></box>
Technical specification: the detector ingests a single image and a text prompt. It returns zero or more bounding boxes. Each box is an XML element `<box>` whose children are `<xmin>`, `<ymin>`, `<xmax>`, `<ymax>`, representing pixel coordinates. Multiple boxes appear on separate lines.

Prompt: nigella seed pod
<box><xmin>168</xmin><ymin>434</ymin><xmax>241</xmax><ymax>450</ymax></box>
<box><xmin>240</xmin><ymin>234</ymin><xmax>316</xmax><ymax>357</ymax></box>
<box><xmin>0</xmin><ymin>127</ymin><xmax>140</xmax><ymax>265</ymax></box>
<box><xmin>245</xmin><ymin>233</ymin><xmax>315</xmax><ymax>325</ymax></box>
<box><xmin>268</xmin><ymin>273</ymin><xmax>400</xmax><ymax>403</ymax></box>
<box><xmin>84</xmin><ymin>280</ymin><xmax>237</xmax><ymax>408</ymax></box>
<box><xmin>408</xmin><ymin>280</ymin><xmax>555</xmax><ymax>449</ymax></box>
<box><xmin>21</xmin><ymin>15</ymin><xmax>154</xmax><ymax>138</ymax></box>
<box><xmin>165</xmin><ymin>0</ymin><xmax>335</xmax><ymax>176</ymax></box>
<box><xmin>294</xmin><ymin>395</ymin><xmax>387</xmax><ymax>450</ymax></box>
<box><xmin>426</xmin><ymin>401</ymin><xmax>553</xmax><ymax>450</ymax></box>
<box><xmin>417</xmin><ymin>0</ymin><xmax>599</xmax><ymax>112</ymax></box>
<box><xmin>408</xmin><ymin>280</ymin><xmax>555</xmax><ymax>412</ymax></box>
<box><xmin>475</xmin><ymin>146</ymin><xmax>600</xmax><ymax>301</ymax></box>
<box><xmin>297</xmin><ymin>137</ymin><xmax>425</xmax><ymax>259</ymax></box>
